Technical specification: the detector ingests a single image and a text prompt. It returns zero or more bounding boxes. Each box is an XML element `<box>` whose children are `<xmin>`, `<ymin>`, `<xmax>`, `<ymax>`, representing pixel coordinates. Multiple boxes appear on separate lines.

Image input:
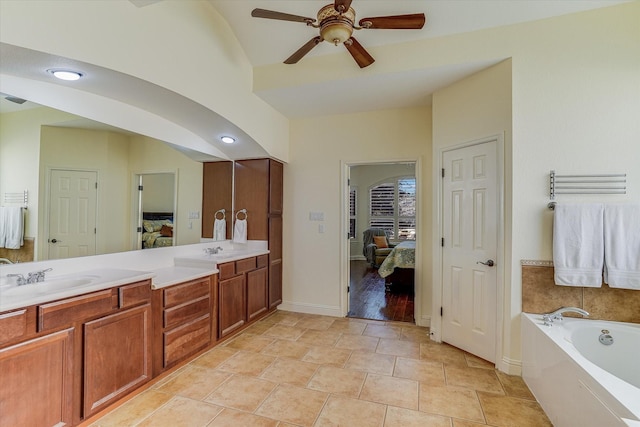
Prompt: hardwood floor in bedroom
<box><xmin>348</xmin><ymin>260</ymin><xmax>414</xmax><ymax>323</ymax></box>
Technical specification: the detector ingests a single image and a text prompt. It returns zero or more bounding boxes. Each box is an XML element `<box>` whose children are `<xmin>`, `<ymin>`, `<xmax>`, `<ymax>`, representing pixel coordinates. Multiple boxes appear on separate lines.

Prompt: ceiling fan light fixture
<box><xmin>48</xmin><ymin>69</ymin><xmax>83</xmax><ymax>81</ymax></box>
<box><xmin>318</xmin><ymin>4</ymin><xmax>355</xmax><ymax>45</ymax></box>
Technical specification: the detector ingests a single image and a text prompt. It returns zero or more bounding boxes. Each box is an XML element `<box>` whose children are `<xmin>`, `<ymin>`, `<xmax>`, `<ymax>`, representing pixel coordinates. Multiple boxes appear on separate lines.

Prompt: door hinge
<box><xmin>137</xmin><ymin>226</ymin><xmax>143</xmax><ymax>233</ymax></box>
<box><xmin>138</xmin><ymin>185</ymin><xmax>143</xmax><ymax>191</ymax></box>
<box><xmin>347</xmin><ymin>286</ymin><xmax>350</xmax><ymax>293</ymax></box>
<box><xmin>94</xmin><ymin>228</ymin><xmax>97</xmax><ymax>234</ymax></box>
<box><xmin>441</xmin><ymin>237</ymin><xmax>444</xmax><ymax>247</ymax></box>
<box><xmin>441</xmin><ymin>168</ymin><xmax>445</xmax><ymax>178</ymax></box>
<box><xmin>95</xmin><ymin>182</ymin><xmax>98</xmax><ymax>189</ymax></box>
<box><xmin>440</xmin><ymin>307</ymin><xmax>443</xmax><ymax>316</ymax></box>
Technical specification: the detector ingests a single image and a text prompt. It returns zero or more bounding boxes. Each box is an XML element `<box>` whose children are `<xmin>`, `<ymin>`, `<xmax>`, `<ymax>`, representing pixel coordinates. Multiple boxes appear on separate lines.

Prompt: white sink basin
<box><xmin>2</xmin><ymin>275</ymin><xmax>99</xmax><ymax>297</ymax></box>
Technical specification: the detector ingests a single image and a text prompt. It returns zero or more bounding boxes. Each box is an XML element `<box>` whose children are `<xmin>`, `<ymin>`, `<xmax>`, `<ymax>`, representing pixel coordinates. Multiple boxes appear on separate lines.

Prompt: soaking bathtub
<box><xmin>521</xmin><ymin>313</ymin><xmax>640</xmax><ymax>427</ymax></box>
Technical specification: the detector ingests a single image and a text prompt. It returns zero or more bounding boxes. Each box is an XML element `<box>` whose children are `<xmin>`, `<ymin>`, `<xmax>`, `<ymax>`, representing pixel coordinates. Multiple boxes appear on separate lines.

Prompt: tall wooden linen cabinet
<box><xmin>202</xmin><ymin>158</ymin><xmax>283</xmax><ymax>310</ymax></box>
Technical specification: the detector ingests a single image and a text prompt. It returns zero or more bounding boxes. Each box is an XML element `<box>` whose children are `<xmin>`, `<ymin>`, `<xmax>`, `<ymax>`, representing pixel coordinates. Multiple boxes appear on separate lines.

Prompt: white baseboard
<box><xmin>498</xmin><ymin>356</ymin><xmax>522</xmax><ymax>375</ymax></box>
<box><xmin>277</xmin><ymin>301</ymin><xmax>343</xmax><ymax>318</ymax></box>
<box><xmin>416</xmin><ymin>314</ymin><xmax>431</xmax><ymax>328</ymax></box>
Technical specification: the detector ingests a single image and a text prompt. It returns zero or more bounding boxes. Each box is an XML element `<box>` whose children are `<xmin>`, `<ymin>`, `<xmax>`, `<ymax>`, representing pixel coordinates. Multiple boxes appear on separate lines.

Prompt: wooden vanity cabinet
<box><xmin>0</xmin><ymin>327</ymin><xmax>74</xmax><ymax>427</ymax></box>
<box><xmin>0</xmin><ymin>279</ymin><xmax>153</xmax><ymax>426</ymax></box>
<box><xmin>218</xmin><ymin>254</ymin><xmax>268</xmax><ymax>339</ymax></box>
<box><xmin>152</xmin><ymin>275</ymin><xmax>214</xmax><ymax>376</ymax></box>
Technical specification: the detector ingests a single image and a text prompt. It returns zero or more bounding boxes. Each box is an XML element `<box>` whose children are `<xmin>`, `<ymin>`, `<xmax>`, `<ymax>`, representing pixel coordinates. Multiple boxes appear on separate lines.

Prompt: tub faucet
<box><xmin>542</xmin><ymin>307</ymin><xmax>589</xmax><ymax>326</ymax></box>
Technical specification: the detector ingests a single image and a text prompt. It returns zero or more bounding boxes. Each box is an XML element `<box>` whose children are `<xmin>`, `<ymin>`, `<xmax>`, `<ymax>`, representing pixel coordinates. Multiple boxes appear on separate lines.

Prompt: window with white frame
<box><xmin>349</xmin><ymin>188</ymin><xmax>357</xmax><ymax>239</ymax></box>
<box><xmin>369</xmin><ymin>177</ymin><xmax>416</xmax><ymax>240</ymax></box>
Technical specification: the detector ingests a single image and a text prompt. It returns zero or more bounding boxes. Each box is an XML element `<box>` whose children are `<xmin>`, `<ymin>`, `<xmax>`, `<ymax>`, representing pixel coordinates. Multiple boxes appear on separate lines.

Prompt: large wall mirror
<box><xmin>0</xmin><ymin>101</ymin><xmax>209</xmax><ymax>264</ymax></box>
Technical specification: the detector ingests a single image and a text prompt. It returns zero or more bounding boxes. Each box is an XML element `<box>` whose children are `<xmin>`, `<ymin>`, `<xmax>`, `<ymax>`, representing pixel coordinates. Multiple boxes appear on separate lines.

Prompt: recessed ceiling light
<box><xmin>47</xmin><ymin>69</ymin><xmax>83</xmax><ymax>81</ymax></box>
<box><xmin>221</xmin><ymin>136</ymin><xmax>235</xmax><ymax>144</ymax></box>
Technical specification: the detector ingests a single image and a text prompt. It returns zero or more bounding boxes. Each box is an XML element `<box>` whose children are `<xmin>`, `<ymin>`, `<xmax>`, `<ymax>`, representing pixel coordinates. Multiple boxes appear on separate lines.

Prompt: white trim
<box><xmin>432</xmin><ymin>133</ymin><xmax>505</xmax><ymax>369</ymax></box>
<box><xmin>277</xmin><ymin>301</ymin><xmax>343</xmax><ymax>317</ymax></box>
<box><xmin>340</xmin><ymin>158</ymin><xmax>422</xmax><ymax>325</ymax></box>
<box><xmin>499</xmin><ymin>356</ymin><xmax>522</xmax><ymax>376</ymax></box>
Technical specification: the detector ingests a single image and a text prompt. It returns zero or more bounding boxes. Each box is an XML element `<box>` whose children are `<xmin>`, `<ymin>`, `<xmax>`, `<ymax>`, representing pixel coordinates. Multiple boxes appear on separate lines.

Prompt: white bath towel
<box><xmin>213</xmin><ymin>218</ymin><xmax>226</xmax><ymax>241</ymax></box>
<box><xmin>603</xmin><ymin>204</ymin><xmax>640</xmax><ymax>289</ymax></box>
<box><xmin>553</xmin><ymin>203</ymin><xmax>604</xmax><ymax>287</ymax></box>
<box><xmin>232</xmin><ymin>218</ymin><xmax>247</xmax><ymax>244</ymax></box>
<box><xmin>0</xmin><ymin>207</ymin><xmax>24</xmax><ymax>249</ymax></box>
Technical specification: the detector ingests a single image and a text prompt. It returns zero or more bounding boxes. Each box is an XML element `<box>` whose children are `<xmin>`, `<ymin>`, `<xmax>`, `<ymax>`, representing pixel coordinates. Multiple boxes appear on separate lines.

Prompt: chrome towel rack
<box><xmin>2</xmin><ymin>190</ymin><xmax>28</xmax><ymax>208</ymax></box>
<box><xmin>548</xmin><ymin>170</ymin><xmax>626</xmax><ymax>209</ymax></box>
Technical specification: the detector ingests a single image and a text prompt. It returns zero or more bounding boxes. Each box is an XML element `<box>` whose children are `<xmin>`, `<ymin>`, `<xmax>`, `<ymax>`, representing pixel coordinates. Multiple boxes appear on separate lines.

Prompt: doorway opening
<box><xmin>133</xmin><ymin>172</ymin><xmax>176</xmax><ymax>250</ymax></box>
<box><xmin>346</xmin><ymin>162</ymin><xmax>417</xmax><ymax>323</ymax></box>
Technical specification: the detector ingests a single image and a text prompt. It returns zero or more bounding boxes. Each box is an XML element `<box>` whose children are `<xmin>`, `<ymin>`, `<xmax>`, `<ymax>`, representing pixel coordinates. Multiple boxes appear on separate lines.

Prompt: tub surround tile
<box><xmin>521</xmin><ymin>265</ymin><xmax>640</xmax><ymax>323</ymax></box>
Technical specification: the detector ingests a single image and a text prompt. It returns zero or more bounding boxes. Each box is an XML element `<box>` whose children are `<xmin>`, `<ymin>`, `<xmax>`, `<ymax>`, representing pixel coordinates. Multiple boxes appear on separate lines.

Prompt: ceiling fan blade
<box><xmin>345</xmin><ymin>37</ymin><xmax>375</xmax><ymax>68</ymax></box>
<box><xmin>251</xmin><ymin>8</ymin><xmax>315</xmax><ymax>24</ymax></box>
<box><xmin>284</xmin><ymin>37</ymin><xmax>323</xmax><ymax>64</ymax></box>
<box><xmin>334</xmin><ymin>0</ymin><xmax>353</xmax><ymax>13</ymax></box>
<box><xmin>359</xmin><ymin>13</ymin><xmax>426</xmax><ymax>30</ymax></box>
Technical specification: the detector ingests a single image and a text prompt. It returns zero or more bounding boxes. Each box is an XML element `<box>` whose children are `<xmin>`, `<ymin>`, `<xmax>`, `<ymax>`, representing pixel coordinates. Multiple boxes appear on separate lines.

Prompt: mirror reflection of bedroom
<box><xmin>348</xmin><ymin>162</ymin><xmax>416</xmax><ymax>323</ymax></box>
<box><xmin>137</xmin><ymin>173</ymin><xmax>176</xmax><ymax>250</ymax></box>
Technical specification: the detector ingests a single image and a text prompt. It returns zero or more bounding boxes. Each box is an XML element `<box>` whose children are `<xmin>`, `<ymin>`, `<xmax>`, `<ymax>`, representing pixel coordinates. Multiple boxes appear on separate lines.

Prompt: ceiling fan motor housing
<box><xmin>318</xmin><ymin>4</ymin><xmax>355</xmax><ymax>45</ymax></box>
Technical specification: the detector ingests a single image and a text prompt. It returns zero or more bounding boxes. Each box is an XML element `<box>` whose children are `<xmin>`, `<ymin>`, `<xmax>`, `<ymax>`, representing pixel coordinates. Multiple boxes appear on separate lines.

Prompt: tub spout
<box><xmin>542</xmin><ymin>307</ymin><xmax>589</xmax><ymax>326</ymax></box>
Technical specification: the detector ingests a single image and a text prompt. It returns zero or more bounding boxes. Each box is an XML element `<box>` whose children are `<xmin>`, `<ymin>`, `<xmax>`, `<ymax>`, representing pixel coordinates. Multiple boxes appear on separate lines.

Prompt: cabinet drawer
<box><xmin>119</xmin><ymin>280</ymin><xmax>151</xmax><ymax>308</ymax></box>
<box><xmin>256</xmin><ymin>254</ymin><xmax>268</xmax><ymax>269</ymax></box>
<box><xmin>38</xmin><ymin>289</ymin><xmax>116</xmax><ymax>332</ymax></box>
<box><xmin>163</xmin><ymin>277</ymin><xmax>210</xmax><ymax>308</ymax></box>
<box><xmin>236</xmin><ymin>257</ymin><xmax>256</xmax><ymax>274</ymax></box>
<box><xmin>0</xmin><ymin>308</ymin><xmax>31</xmax><ymax>345</ymax></box>
<box><xmin>164</xmin><ymin>314</ymin><xmax>210</xmax><ymax>367</ymax></box>
<box><xmin>218</xmin><ymin>262</ymin><xmax>236</xmax><ymax>280</ymax></box>
<box><xmin>163</xmin><ymin>296</ymin><xmax>210</xmax><ymax>329</ymax></box>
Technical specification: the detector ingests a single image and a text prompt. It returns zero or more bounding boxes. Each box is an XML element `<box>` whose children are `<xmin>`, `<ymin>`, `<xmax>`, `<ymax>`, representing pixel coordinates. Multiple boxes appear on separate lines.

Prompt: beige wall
<box><xmin>284</xmin><ymin>107</ymin><xmax>432</xmax><ymax>324</ymax></box>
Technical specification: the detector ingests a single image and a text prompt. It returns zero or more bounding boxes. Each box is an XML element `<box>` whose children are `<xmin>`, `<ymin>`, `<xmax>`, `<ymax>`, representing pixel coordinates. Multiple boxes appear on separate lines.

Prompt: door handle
<box><xmin>49</xmin><ymin>238</ymin><xmax>61</xmax><ymax>244</ymax></box>
<box><xmin>477</xmin><ymin>259</ymin><xmax>495</xmax><ymax>267</ymax></box>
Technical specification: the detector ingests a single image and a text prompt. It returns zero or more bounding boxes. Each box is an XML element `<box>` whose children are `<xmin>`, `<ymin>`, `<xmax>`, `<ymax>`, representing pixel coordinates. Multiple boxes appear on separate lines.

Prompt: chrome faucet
<box><xmin>7</xmin><ymin>268</ymin><xmax>52</xmax><ymax>286</ymax></box>
<box><xmin>542</xmin><ymin>307</ymin><xmax>589</xmax><ymax>326</ymax></box>
<box><xmin>204</xmin><ymin>247</ymin><xmax>223</xmax><ymax>255</ymax></box>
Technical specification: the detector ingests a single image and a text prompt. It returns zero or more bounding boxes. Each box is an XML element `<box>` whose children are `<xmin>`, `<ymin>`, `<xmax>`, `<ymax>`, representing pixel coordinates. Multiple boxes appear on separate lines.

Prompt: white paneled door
<box><xmin>48</xmin><ymin>169</ymin><xmax>98</xmax><ymax>260</ymax></box>
<box><xmin>441</xmin><ymin>140</ymin><xmax>498</xmax><ymax>363</ymax></box>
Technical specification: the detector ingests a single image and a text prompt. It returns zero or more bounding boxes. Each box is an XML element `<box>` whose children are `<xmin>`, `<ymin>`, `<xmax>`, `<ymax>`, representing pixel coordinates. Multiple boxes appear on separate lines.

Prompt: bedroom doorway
<box><xmin>134</xmin><ymin>172</ymin><xmax>176</xmax><ymax>250</ymax></box>
<box><xmin>346</xmin><ymin>162</ymin><xmax>417</xmax><ymax>323</ymax></box>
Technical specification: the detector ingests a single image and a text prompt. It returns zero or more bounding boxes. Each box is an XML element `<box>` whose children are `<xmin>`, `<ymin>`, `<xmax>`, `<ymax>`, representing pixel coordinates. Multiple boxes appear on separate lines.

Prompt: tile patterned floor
<box><xmin>89</xmin><ymin>311</ymin><xmax>552</xmax><ymax>427</ymax></box>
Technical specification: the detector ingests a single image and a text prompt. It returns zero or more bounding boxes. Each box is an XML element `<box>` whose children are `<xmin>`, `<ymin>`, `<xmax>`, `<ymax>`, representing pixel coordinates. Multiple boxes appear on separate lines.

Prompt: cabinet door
<box><xmin>269</xmin><ymin>159</ymin><xmax>283</xmax><ymax>215</ymax></box>
<box><xmin>83</xmin><ymin>304</ymin><xmax>151</xmax><ymax>418</ymax></box>
<box><xmin>234</xmin><ymin>159</ymin><xmax>269</xmax><ymax>240</ymax></box>
<box><xmin>269</xmin><ymin>215</ymin><xmax>283</xmax><ymax>308</ymax></box>
<box><xmin>218</xmin><ymin>275</ymin><xmax>246</xmax><ymax>338</ymax></box>
<box><xmin>202</xmin><ymin>161</ymin><xmax>233</xmax><ymax>239</ymax></box>
<box><xmin>247</xmin><ymin>267</ymin><xmax>268</xmax><ymax>321</ymax></box>
<box><xmin>0</xmin><ymin>328</ymin><xmax>74</xmax><ymax>427</ymax></box>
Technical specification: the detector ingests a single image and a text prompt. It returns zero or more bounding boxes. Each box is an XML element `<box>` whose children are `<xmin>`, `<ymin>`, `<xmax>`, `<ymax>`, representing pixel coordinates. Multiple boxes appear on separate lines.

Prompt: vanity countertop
<box><xmin>151</xmin><ymin>266</ymin><xmax>218</xmax><ymax>290</ymax></box>
<box><xmin>174</xmin><ymin>248</ymin><xmax>270</xmax><ymax>268</ymax></box>
<box><xmin>0</xmin><ymin>268</ymin><xmax>155</xmax><ymax>313</ymax></box>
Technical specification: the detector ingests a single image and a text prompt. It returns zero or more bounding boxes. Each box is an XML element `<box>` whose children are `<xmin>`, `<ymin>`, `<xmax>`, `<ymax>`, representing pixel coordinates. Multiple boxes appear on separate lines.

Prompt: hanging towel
<box><xmin>0</xmin><ymin>207</ymin><xmax>24</xmax><ymax>249</ymax></box>
<box><xmin>232</xmin><ymin>218</ymin><xmax>247</xmax><ymax>244</ymax></box>
<box><xmin>603</xmin><ymin>204</ymin><xmax>640</xmax><ymax>290</ymax></box>
<box><xmin>553</xmin><ymin>203</ymin><xmax>604</xmax><ymax>287</ymax></box>
<box><xmin>213</xmin><ymin>218</ymin><xmax>226</xmax><ymax>241</ymax></box>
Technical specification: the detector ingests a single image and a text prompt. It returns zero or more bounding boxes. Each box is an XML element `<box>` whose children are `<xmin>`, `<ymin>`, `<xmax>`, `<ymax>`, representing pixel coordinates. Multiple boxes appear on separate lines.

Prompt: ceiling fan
<box><xmin>251</xmin><ymin>0</ymin><xmax>426</xmax><ymax>68</ymax></box>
